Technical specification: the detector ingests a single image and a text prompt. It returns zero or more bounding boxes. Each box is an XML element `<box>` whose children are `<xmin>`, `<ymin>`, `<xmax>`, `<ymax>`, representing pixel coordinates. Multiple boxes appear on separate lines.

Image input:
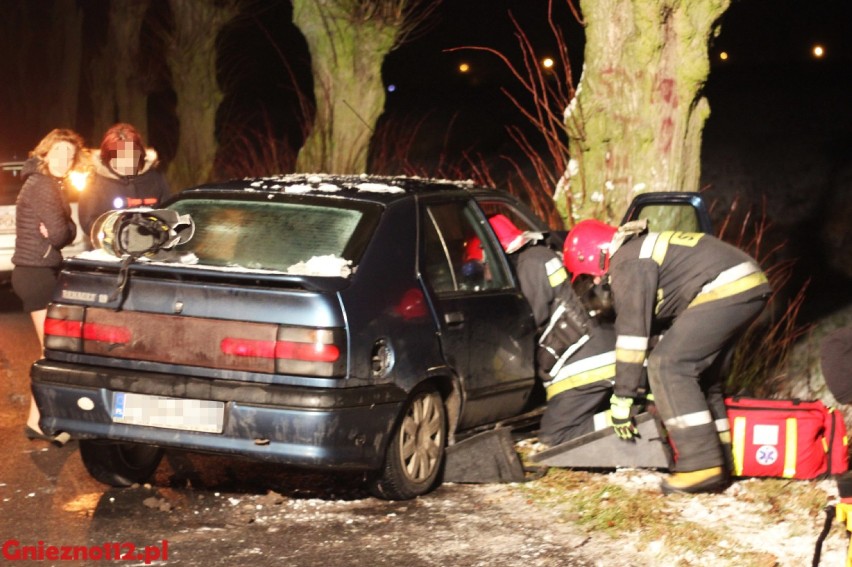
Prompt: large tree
<box><xmin>555</xmin><ymin>0</ymin><xmax>731</xmax><ymax>225</ymax></box>
<box><xmin>292</xmin><ymin>0</ymin><xmax>438</xmax><ymax>174</ymax></box>
<box><xmin>166</xmin><ymin>0</ymin><xmax>239</xmax><ymax>189</ymax></box>
<box><xmin>89</xmin><ymin>0</ymin><xmax>152</xmax><ymax>142</ymax></box>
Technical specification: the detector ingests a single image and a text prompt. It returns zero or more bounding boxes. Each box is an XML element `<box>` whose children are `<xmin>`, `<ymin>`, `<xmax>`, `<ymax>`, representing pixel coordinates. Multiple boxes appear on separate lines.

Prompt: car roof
<box><xmin>178</xmin><ymin>173</ymin><xmax>483</xmax><ymax>205</ymax></box>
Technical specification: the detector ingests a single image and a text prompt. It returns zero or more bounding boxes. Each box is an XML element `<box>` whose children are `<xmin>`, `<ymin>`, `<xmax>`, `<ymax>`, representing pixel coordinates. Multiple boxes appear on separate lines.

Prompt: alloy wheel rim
<box><xmin>400</xmin><ymin>393</ymin><xmax>443</xmax><ymax>482</ymax></box>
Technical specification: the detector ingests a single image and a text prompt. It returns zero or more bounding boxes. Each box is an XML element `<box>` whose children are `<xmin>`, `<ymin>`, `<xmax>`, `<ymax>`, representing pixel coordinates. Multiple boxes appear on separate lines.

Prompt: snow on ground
<box><xmin>564</xmin><ymin>468</ymin><xmax>846</xmax><ymax>566</ymax></box>
<box><xmin>167</xmin><ymin>469</ymin><xmax>846</xmax><ymax>566</ymax></box>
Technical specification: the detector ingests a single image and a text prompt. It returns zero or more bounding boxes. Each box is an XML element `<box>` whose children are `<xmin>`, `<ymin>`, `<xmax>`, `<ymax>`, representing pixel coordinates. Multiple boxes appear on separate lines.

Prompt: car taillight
<box><xmin>44</xmin><ymin>304</ymin><xmax>85</xmax><ymax>351</ymax></box>
<box><xmin>44</xmin><ymin>303</ymin><xmax>132</xmax><ymax>352</ymax></box>
<box><xmin>220</xmin><ymin>326</ymin><xmax>345</xmax><ymax>377</ymax></box>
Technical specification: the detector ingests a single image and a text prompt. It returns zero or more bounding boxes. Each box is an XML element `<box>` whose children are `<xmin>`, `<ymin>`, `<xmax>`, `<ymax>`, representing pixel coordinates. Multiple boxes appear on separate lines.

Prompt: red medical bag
<box><xmin>725</xmin><ymin>396</ymin><xmax>849</xmax><ymax>479</ymax></box>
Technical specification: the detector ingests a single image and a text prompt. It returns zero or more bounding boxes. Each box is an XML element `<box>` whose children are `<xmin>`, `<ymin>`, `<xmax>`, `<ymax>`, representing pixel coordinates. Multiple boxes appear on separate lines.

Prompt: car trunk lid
<box><xmin>47</xmin><ymin>263</ymin><xmax>348</xmax><ymax>378</ymax></box>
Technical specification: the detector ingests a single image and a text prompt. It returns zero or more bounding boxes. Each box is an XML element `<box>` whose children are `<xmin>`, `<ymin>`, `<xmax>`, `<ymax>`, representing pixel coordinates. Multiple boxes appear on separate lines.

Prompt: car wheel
<box><xmin>368</xmin><ymin>386</ymin><xmax>447</xmax><ymax>500</ymax></box>
<box><xmin>79</xmin><ymin>440</ymin><xmax>164</xmax><ymax>487</ymax></box>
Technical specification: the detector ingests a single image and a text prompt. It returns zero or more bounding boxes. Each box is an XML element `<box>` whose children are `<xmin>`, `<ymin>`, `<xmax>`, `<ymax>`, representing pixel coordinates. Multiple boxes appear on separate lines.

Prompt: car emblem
<box><xmin>173</xmin><ymin>301</ymin><xmax>184</xmax><ymax>314</ymax></box>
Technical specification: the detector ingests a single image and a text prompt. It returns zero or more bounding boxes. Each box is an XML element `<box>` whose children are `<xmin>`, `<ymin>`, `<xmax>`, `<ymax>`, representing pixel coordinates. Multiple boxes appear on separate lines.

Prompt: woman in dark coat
<box><xmin>12</xmin><ymin>128</ymin><xmax>85</xmax><ymax>444</ymax></box>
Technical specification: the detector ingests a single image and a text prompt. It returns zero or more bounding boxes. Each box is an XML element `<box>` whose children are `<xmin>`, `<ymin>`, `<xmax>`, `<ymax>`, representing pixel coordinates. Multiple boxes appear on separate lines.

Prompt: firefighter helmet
<box><xmin>564</xmin><ymin>219</ymin><xmax>617</xmax><ymax>281</ymax></box>
<box><xmin>489</xmin><ymin>214</ymin><xmax>530</xmax><ymax>254</ymax></box>
<box><xmin>91</xmin><ymin>208</ymin><xmax>194</xmax><ymax>259</ymax></box>
<box><xmin>464</xmin><ymin>236</ymin><xmax>484</xmax><ymax>262</ymax></box>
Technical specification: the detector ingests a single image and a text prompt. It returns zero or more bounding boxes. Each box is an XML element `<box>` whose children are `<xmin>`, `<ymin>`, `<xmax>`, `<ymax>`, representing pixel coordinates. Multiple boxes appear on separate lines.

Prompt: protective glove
<box><xmin>610</xmin><ymin>394</ymin><xmax>638</xmax><ymax>440</ymax></box>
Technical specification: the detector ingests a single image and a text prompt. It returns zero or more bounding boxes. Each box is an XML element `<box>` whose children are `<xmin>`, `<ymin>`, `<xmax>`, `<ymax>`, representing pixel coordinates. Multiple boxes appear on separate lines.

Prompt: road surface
<box><xmin>0</xmin><ymin>288</ymin><xmax>597</xmax><ymax>567</ymax></box>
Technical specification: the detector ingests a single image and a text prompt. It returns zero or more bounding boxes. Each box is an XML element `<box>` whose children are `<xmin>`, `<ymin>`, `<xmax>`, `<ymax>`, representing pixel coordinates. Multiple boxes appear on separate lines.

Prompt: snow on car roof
<box><xmin>183</xmin><ymin>173</ymin><xmax>478</xmax><ymax>202</ymax></box>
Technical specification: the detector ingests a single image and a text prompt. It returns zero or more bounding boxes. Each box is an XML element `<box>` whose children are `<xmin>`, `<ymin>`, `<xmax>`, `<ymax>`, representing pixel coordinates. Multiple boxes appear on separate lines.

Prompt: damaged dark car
<box><xmin>31</xmin><ymin>175</ymin><xmax>548</xmax><ymax>500</ymax></box>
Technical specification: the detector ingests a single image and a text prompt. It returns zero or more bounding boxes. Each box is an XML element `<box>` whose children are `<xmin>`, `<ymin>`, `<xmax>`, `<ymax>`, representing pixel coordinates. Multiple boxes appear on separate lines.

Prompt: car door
<box><xmin>418</xmin><ymin>196</ymin><xmax>537</xmax><ymax>429</ymax></box>
<box><xmin>0</xmin><ymin>161</ymin><xmax>24</xmax><ymax>280</ymax></box>
<box><xmin>620</xmin><ymin>192</ymin><xmax>714</xmax><ymax>233</ymax></box>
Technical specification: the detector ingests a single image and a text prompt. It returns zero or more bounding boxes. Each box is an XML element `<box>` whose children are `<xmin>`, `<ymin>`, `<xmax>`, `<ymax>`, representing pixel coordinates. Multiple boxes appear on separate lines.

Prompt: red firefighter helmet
<box><xmin>564</xmin><ymin>219</ymin><xmax>618</xmax><ymax>281</ymax></box>
<box><xmin>464</xmin><ymin>236</ymin><xmax>484</xmax><ymax>262</ymax></box>
<box><xmin>488</xmin><ymin>214</ymin><xmax>528</xmax><ymax>254</ymax></box>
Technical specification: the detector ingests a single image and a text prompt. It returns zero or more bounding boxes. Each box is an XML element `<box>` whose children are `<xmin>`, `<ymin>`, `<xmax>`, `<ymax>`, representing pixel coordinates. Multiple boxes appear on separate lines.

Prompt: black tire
<box><xmin>79</xmin><ymin>440</ymin><xmax>164</xmax><ymax>487</ymax></box>
<box><xmin>368</xmin><ymin>386</ymin><xmax>447</xmax><ymax>500</ymax></box>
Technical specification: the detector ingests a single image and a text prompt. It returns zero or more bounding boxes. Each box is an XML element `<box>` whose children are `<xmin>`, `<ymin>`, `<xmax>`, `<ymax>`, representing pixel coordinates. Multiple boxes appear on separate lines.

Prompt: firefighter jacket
<box><xmin>79</xmin><ymin>149</ymin><xmax>171</xmax><ymax>237</ymax></box>
<box><xmin>542</xmin><ymin>319</ymin><xmax>615</xmax><ymax>400</ymax></box>
<box><xmin>512</xmin><ymin>244</ymin><xmax>569</xmax><ymax>328</ymax></box>
<box><xmin>12</xmin><ymin>158</ymin><xmax>77</xmax><ymax>268</ymax></box>
<box><xmin>608</xmin><ymin>231</ymin><xmax>771</xmax><ymax>398</ymax></box>
<box><xmin>511</xmin><ymin>243</ymin><xmax>596</xmax><ymax>384</ymax></box>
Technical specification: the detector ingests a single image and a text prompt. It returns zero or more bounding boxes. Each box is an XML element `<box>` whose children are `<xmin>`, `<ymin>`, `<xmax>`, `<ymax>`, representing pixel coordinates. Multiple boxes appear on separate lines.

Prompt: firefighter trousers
<box><xmin>648</xmin><ymin>292</ymin><xmax>767</xmax><ymax>472</ymax></box>
<box><xmin>539</xmin><ymin>380</ymin><xmax>613</xmax><ymax>446</ymax></box>
<box><xmin>539</xmin><ymin>324</ymin><xmax>617</xmax><ymax>446</ymax></box>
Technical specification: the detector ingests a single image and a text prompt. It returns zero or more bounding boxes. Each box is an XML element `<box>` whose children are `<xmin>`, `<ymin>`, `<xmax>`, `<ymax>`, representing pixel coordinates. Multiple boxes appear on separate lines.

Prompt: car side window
<box><xmin>476</xmin><ymin>200</ymin><xmax>538</xmax><ymax>233</ymax></box>
<box><xmin>634</xmin><ymin>204</ymin><xmax>701</xmax><ymax>233</ymax></box>
<box><xmin>421</xmin><ymin>201</ymin><xmax>512</xmax><ymax>294</ymax></box>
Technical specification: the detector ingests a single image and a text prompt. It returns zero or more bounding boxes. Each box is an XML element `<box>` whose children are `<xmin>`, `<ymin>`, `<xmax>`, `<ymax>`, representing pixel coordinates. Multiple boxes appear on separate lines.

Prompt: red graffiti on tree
<box><xmin>653</xmin><ymin>75</ymin><xmax>678</xmax><ymax>155</ymax></box>
<box><xmin>653</xmin><ymin>77</ymin><xmax>677</xmax><ymax>106</ymax></box>
<box><xmin>596</xmin><ymin>67</ymin><xmax>680</xmax><ymax>159</ymax></box>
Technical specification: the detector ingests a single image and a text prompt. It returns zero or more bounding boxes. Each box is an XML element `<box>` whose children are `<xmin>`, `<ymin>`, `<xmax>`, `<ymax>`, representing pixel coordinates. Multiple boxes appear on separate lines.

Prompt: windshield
<box><xmin>169</xmin><ymin>197</ymin><xmax>381</xmax><ymax>275</ymax></box>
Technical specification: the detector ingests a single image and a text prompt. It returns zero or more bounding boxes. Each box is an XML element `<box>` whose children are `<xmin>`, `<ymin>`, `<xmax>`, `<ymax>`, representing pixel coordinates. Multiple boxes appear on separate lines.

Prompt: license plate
<box><xmin>112</xmin><ymin>392</ymin><xmax>225</xmax><ymax>433</ymax></box>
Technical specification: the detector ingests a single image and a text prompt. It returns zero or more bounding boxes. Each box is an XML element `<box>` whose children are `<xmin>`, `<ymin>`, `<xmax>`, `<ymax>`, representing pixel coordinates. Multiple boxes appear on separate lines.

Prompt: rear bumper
<box><xmin>31</xmin><ymin>359</ymin><xmax>406</xmax><ymax>471</ymax></box>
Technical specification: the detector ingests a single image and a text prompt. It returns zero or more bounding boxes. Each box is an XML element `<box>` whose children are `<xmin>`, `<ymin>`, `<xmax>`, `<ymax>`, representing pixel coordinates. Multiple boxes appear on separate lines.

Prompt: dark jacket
<box><xmin>79</xmin><ymin>149</ymin><xmax>171</xmax><ymax>237</ymax></box>
<box><xmin>513</xmin><ymin>243</ymin><xmax>570</xmax><ymax>328</ymax></box>
<box><xmin>12</xmin><ymin>158</ymin><xmax>77</xmax><ymax>268</ymax></box>
<box><xmin>609</xmin><ymin>230</ymin><xmax>771</xmax><ymax>397</ymax></box>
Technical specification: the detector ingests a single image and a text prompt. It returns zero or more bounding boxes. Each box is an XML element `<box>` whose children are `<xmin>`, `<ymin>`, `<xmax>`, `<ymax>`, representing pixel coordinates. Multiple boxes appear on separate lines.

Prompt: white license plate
<box><xmin>112</xmin><ymin>392</ymin><xmax>224</xmax><ymax>433</ymax></box>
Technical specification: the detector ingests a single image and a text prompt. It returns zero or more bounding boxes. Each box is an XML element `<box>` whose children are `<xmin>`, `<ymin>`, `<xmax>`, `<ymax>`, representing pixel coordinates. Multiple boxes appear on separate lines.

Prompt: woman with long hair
<box><xmin>12</xmin><ymin>128</ymin><xmax>86</xmax><ymax>445</ymax></box>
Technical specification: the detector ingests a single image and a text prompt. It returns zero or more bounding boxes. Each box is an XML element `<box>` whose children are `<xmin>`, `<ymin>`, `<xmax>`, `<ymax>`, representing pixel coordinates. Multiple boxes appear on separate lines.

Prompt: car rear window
<box><xmin>169</xmin><ymin>198</ymin><xmax>381</xmax><ymax>273</ymax></box>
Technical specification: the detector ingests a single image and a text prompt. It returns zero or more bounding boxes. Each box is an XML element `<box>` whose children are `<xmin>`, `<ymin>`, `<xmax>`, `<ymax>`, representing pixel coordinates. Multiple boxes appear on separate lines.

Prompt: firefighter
<box><xmin>564</xmin><ymin>219</ymin><xmax>771</xmax><ymax>494</ymax></box>
<box><xmin>487</xmin><ymin>215</ymin><xmax>618</xmax><ymax>446</ymax></box>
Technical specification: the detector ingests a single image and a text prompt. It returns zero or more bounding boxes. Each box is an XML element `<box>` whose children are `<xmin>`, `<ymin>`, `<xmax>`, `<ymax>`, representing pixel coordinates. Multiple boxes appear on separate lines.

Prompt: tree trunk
<box><xmin>88</xmin><ymin>57</ymin><xmax>117</xmax><ymax>145</ymax></box>
<box><xmin>166</xmin><ymin>0</ymin><xmax>237</xmax><ymax>189</ymax></box>
<box><xmin>556</xmin><ymin>0</ymin><xmax>730</xmax><ymax>225</ymax></box>
<box><xmin>112</xmin><ymin>0</ymin><xmax>151</xmax><ymax>137</ymax></box>
<box><xmin>90</xmin><ymin>0</ymin><xmax>151</xmax><ymax>142</ymax></box>
<box><xmin>292</xmin><ymin>0</ymin><xmax>398</xmax><ymax>174</ymax></box>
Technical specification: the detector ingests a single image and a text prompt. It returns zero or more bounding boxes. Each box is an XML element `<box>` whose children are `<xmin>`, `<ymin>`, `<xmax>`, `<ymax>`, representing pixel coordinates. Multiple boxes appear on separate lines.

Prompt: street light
<box><xmin>813</xmin><ymin>45</ymin><xmax>825</xmax><ymax>58</ymax></box>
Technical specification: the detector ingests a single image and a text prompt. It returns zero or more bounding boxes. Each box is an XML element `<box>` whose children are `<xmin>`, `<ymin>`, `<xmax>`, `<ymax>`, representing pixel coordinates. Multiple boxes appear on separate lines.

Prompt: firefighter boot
<box><xmin>661</xmin><ymin>467</ymin><xmax>727</xmax><ymax>495</ymax></box>
<box><xmin>719</xmin><ymin>431</ymin><xmax>734</xmax><ymax>475</ymax></box>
